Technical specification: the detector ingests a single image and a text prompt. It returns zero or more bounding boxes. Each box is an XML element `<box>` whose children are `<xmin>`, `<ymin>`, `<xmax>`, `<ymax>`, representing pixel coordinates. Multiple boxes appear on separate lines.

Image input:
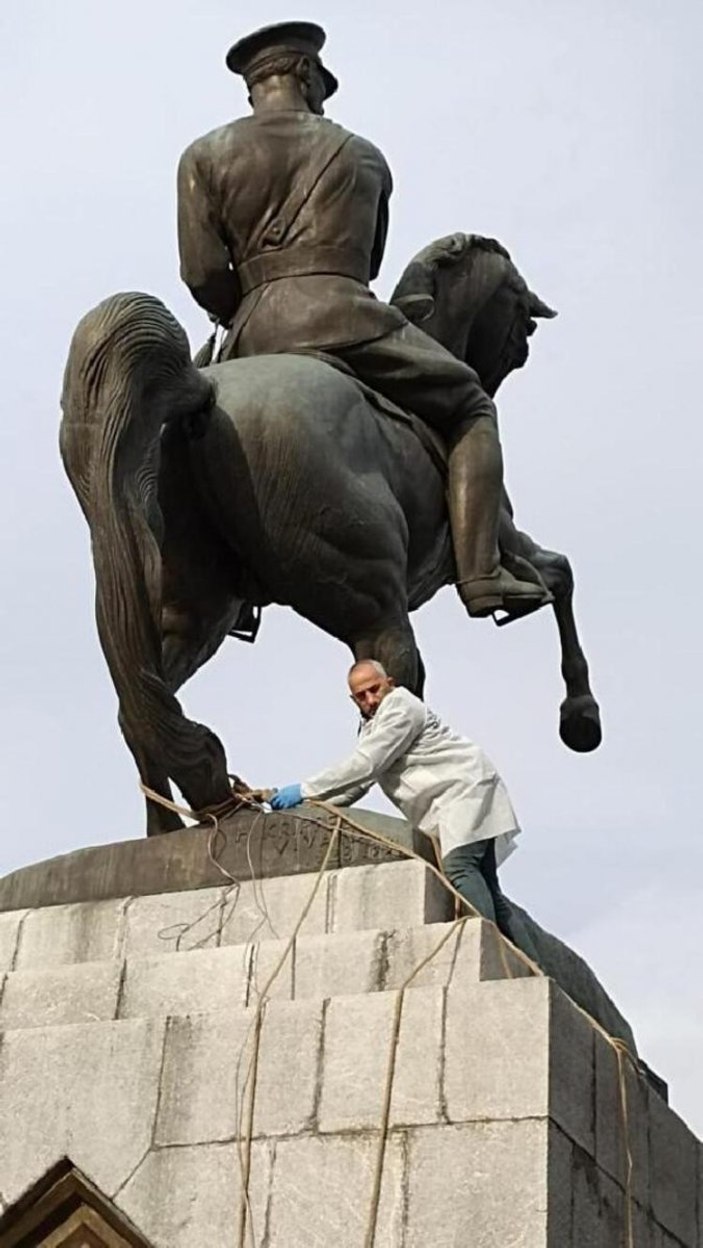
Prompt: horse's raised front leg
<box><xmin>529</xmin><ymin>546</ymin><xmax>602</xmax><ymax>752</ymax></box>
<box><xmin>500</xmin><ymin>509</ymin><xmax>601</xmax><ymax>752</ymax></box>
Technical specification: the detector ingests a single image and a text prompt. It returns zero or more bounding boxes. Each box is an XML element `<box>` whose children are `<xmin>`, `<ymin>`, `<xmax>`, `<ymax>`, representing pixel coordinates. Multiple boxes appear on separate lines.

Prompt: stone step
<box><xmin>0</xmin><ymin>976</ymin><xmax>697</xmax><ymax>1248</ymax></box>
<box><xmin>0</xmin><ymin>860</ymin><xmax>455</xmax><ymax>974</ymax></box>
<box><xmin>0</xmin><ymin>917</ymin><xmax>533</xmax><ymax>1032</ymax></box>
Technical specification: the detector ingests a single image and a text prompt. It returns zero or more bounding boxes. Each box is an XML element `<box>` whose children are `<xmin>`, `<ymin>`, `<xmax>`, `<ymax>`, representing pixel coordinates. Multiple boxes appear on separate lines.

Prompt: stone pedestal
<box><xmin>0</xmin><ymin>832</ymin><xmax>699</xmax><ymax>1246</ymax></box>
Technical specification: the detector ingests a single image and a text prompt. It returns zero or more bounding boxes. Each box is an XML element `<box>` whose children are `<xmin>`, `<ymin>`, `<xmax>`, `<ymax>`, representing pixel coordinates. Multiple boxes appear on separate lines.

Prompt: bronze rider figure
<box><xmin>176</xmin><ymin>21</ymin><xmax>552</xmax><ymax>623</ymax></box>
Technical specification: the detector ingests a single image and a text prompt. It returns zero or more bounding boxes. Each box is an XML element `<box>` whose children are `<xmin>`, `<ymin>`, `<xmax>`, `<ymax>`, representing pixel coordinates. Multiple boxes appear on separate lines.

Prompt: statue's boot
<box><xmin>458</xmin><ymin>565</ymin><xmax>553</xmax><ymax>623</ymax></box>
<box><xmin>502</xmin><ymin>549</ymin><xmax>554</xmax><ymax>603</ymax></box>
<box><xmin>448</xmin><ymin>415</ymin><xmax>553</xmax><ymax>624</ymax></box>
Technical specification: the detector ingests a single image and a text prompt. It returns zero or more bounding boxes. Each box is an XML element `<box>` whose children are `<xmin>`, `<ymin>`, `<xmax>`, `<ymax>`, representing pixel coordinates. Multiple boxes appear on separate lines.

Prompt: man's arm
<box><xmin>177</xmin><ymin>145</ymin><xmax>241</xmax><ymax>326</ymax></box>
<box><xmin>324</xmin><ymin>781</ymin><xmax>374</xmax><ymax>808</ymax></box>
<box><xmin>300</xmin><ymin>694</ymin><xmax>426</xmax><ymax>802</ymax></box>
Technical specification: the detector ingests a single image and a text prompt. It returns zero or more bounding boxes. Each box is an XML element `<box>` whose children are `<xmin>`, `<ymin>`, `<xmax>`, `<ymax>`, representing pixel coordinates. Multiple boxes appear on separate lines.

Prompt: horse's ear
<box><xmin>394</xmin><ymin>292</ymin><xmax>435</xmax><ymax>324</ymax></box>
<box><xmin>529</xmin><ymin>292</ymin><xmax>557</xmax><ymax>319</ymax></box>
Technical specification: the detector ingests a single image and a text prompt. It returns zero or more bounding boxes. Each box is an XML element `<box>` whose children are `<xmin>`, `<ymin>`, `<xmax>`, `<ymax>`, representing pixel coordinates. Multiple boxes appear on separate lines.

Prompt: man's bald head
<box><xmin>348</xmin><ymin>659</ymin><xmax>395</xmax><ymax>719</ymax></box>
<box><xmin>348</xmin><ymin>659</ymin><xmax>388</xmax><ymax>681</ymax></box>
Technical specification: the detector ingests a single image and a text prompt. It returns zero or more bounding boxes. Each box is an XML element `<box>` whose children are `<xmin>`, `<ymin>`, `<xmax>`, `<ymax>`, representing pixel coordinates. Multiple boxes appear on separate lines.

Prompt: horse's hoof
<box><xmin>559</xmin><ymin>695</ymin><xmax>602</xmax><ymax>752</ymax></box>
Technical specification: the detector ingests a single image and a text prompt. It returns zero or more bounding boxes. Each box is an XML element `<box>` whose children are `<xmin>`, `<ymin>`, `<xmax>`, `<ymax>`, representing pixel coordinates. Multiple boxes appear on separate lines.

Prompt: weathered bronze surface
<box><xmin>177</xmin><ymin>21</ymin><xmax>554</xmax><ymax>627</ymax></box>
<box><xmin>60</xmin><ymin>22</ymin><xmax>601</xmax><ymax>834</ymax></box>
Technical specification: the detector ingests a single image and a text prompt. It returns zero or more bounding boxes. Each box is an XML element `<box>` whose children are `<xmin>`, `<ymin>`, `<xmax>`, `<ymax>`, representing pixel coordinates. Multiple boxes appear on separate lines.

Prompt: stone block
<box><xmin>265</xmin><ymin>1132</ymin><xmax>404</xmax><ymax>1248</ymax></box>
<box><xmin>0</xmin><ymin>961</ymin><xmax>122</xmax><ymax>1029</ymax></box>
<box><xmin>219</xmin><ymin>872</ymin><xmax>329</xmax><ymax>946</ymax></box>
<box><xmin>116</xmin><ymin>1140</ymin><xmax>271</xmax><ymax>1248</ymax></box>
<box><xmin>0</xmin><ymin>1017</ymin><xmax>166</xmax><ymax>1204</ymax></box>
<box><xmin>156</xmin><ymin>997</ymin><xmax>324</xmax><ymax>1148</ymax></box>
<box><xmin>0</xmin><ymin>910</ymin><xmax>26</xmax><ymax>972</ymax></box>
<box><xmin>444</xmin><ymin>978</ymin><xmax>550</xmax><ymax>1125</ymax></box>
<box><xmin>13</xmin><ymin>898</ymin><xmax>125</xmax><ymax>970</ymax></box>
<box><xmin>569</xmin><ymin>1154</ymin><xmax>652</xmax><ymax>1248</ymax></box>
<box><xmin>119</xmin><ymin>944</ymin><xmax>250</xmax><ymax>1019</ymax></box>
<box><xmin>444</xmin><ymin>978</ymin><xmax>595</xmax><ymax>1154</ymax></box>
<box><xmin>546</xmin><ymin>1121</ymin><xmax>574</xmax><ymax>1247</ymax></box>
<box><xmin>651</xmin><ymin>1223</ymin><xmax>690</xmax><ymax>1247</ymax></box>
<box><xmin>318</xmin><ymin>987</ymin><xmax>443</xmax><ymax>1132</ymax></box>
<box><xmin>330</xmin><ymin>860</ymin><xmax>452</xmax><ymax>933</ymax></box>
<box><xmin>156</xmin><ymin>1009</ymin><xmax>255</xmax><ymax>1146</ymax></box>
<box><xmin>292</xmin><ymin>928</ymin><xmax>384</xmax><ymax>1000</ymax></box>
<box><xmin>480</xmin><ymin>920</ymin><xmax>537</xmax><ymax>981</ymax></box>
<box><xmin>631</xmin><ymin>1201</ymin><xmax>655</xmax><ymax>1248</ymax></box>
<box><xmin>550</xmin><ymin>1121</ymin><xmax>653</xmax><ymax>1248</ymax></box>
<box><xmin>247</xmin><ymin>937</ymin><xmax>294</xmax><ymax>1004</ymax></box>
<box><xmin>384</xmin><ymin>920</ymin><xmax>482</xmax><ymax>991</ymax></box>
<box><xmin>121</xmin><ymin>887</ymin><xmax>227</xmax><ymax>958</ymax></box>
<box><xmin>570</xmin><ymin>1147</ymin><xmax>624</xmax><ymax>1248</ymax></box>
<box><xmin>383</xmin><ymin>917</ymin><xmax>532</xmax><ymax>993</ymax></box>
<box><xmin>649</xmin><ymin>1089</ymin><xmax>698</xmax><ymax>1246</ymax></box>
<box><xmin>405</xmin><ymin>1119</ymin><xmax>548</xmax><ymax>1247</ymax></box>
<box><xmin>595</xmin><ymin>1028</ymin><xmax>650</xmax><ymax>1206</ymax></box>
<box><xmin>253</xmin><ymin>998</ymin><xmax>324</xmax><ymax>1137</ymax></box>
<box><xmin>548</xmin><ymin>982</ymin><xmax>596</xmax><ymax>1155</ymax></box>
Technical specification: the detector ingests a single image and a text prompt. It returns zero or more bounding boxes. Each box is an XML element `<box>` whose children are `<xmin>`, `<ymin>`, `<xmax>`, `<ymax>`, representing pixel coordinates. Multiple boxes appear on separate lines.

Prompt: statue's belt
<box><xmin>237</xmin><ymin>246</ymin><xmax>370</xmax><ymax>296</ymax></box>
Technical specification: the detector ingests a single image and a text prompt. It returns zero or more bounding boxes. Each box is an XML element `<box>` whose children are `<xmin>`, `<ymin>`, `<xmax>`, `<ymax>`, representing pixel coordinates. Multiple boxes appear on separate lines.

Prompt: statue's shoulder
<box><xmin>178</xmin><ymin>117</ymin><xmax>253</xmax><ymax>170</ymax></box>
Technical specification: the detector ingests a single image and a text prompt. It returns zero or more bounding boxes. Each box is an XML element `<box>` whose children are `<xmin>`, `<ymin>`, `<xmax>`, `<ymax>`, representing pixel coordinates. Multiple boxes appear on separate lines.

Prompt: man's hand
<box><xmin>270</xmin><ymin>784</ymin><xmax>304</xmax><ymax>810</ymax></box>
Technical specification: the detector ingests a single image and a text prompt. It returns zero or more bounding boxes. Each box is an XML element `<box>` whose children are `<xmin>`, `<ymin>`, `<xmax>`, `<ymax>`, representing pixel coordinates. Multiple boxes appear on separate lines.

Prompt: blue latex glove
<box><xmin>270</xmin><ymin>784</ymin><xmax>304</xmax><ymax>810</ymax></box>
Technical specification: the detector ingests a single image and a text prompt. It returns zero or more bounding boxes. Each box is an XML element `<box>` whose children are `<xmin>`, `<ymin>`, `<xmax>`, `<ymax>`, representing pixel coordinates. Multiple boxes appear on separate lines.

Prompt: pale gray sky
<box><xmin>1</xmin><ymin>1</ymin><xmax>701</xmax><ymax>1130</ymax></box>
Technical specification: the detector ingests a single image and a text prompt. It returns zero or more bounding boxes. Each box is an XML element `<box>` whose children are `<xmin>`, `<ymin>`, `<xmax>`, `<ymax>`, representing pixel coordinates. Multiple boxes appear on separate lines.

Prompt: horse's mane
<box><xmin>412</xmin><ymin>232</ymin><xmax>511</xmax><ymax>270</ymax></box>
<box><xmin>391</xmin><ymin>232</ymin><xmax>555</xmax><ymax>324</ymax></box>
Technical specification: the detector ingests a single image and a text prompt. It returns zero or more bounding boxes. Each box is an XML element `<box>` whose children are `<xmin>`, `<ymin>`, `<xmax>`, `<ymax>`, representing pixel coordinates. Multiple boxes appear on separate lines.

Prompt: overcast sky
<box><xmin>1</xmin><ymin>1</ymin><xmax>701</xmax><ymax>1132</ymax></box>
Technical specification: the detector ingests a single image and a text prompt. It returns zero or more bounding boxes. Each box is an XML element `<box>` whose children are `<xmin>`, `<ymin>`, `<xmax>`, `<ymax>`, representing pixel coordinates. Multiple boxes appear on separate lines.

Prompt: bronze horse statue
<box><xmin>60</xmin><ymin>233</ymin><xmax>600</xmax><ymax>835</ymax></box>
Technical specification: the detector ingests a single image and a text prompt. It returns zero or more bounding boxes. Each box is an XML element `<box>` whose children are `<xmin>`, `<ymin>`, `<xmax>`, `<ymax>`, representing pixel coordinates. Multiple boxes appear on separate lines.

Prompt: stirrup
<box><xmin>458</xmin><ymin>572</ymin><xmax>553</xmax><ymax>624</ymax></box>
<box><xmin>492</xmin><ymin>590</ymin><xmax>553</xmax><ymax>627</ymax></box>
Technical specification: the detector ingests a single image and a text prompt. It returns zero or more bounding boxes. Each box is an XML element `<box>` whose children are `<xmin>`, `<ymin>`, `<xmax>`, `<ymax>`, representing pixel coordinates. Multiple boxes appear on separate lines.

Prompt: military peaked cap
<box><xmin>226</xmin><ymin>20</ymin><xmax>338</xmax><ymax>99</ymax></box>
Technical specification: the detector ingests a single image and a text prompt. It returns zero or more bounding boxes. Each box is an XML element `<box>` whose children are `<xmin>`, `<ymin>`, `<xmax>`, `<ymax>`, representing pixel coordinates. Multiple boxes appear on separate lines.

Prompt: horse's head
<box><xmin>391</xmin><ymin>233</ymin><xmax>556</xmax><ymax>396</ymax></box>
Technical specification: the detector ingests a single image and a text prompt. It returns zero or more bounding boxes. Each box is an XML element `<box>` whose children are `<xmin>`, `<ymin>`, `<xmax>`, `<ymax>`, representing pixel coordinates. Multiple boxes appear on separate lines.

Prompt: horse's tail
<box><xmin>60</xmin><ymin>292</ymin><xmax>232</xmax><ymax>832</ymax></box>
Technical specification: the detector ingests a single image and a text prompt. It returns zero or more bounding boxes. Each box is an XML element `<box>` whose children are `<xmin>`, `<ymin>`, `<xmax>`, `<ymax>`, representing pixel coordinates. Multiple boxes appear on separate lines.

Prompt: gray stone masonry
<box><xmin>0</xmin><ymin>857</ymin><xmax>698</xmax><ymax>1247</ymax></box>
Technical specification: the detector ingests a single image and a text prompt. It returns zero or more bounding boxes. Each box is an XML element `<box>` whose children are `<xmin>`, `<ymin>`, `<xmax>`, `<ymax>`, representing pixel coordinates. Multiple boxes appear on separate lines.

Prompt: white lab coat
<box><xmin>301</xmin><ymin>686</ymin><xmax>520</xmax><ymax>861</ymax></box>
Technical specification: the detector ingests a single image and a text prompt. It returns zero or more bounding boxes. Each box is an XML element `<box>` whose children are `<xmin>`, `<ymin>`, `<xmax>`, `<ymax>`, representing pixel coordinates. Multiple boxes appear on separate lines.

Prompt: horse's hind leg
<box><xmin>351</xmin><ymin>615</ymin><xmax>425</xmax><ymax>697</ymax></box>
<box><xmin>118</xmin><ymin>716</ymin><xmax>184</xmax><ymax>836</ymax></box>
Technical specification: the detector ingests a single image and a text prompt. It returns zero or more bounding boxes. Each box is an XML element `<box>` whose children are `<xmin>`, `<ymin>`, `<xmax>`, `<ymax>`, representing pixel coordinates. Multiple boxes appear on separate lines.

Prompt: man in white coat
<box><xmin>269</xmin><ymin>659</ymin><xmax>521</xmax><ymax>934</ymax></box>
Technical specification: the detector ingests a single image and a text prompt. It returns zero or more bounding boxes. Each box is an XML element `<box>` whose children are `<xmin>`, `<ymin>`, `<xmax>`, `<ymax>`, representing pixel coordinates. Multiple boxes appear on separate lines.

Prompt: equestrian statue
<box><xmin>60</xmin><ymin>21</ymin><xmax>601</xmax><ymax>836</ymax></box>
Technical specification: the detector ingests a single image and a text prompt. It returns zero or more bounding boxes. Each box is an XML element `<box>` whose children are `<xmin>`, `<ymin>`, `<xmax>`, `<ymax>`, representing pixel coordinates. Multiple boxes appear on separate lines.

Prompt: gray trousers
<box><xmin>443</xmin><ymin>839</ymin><xmax>542</xmax><ymax>965</ymax></box>
<box><xmin>442</xmin><ymin>838</ymin><xmax>514</xmax><ymax>935</ymax></box>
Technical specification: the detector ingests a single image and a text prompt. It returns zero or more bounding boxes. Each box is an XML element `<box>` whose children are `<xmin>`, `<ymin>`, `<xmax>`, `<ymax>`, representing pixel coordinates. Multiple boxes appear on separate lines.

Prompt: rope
<box><xmin>138</xmin><ymin>783</ymin><xmax>638</xmax><ymax>1248</ymax></box>
<box><xmin>614</xmin><ymin>1040</ymin><xmax>635</xmax><ymax>1248</ymax></box>
<box><xmin>364</xmin><ymin>916</ymin><xmax>470</xmax><ymax>1248</ymax></box>
<box><xmin>306</xmin><ymin>802</ymin><xmax>518</xmax><ymax>980</ymax></box>
<box><xmin>307</xmin><ymin>801</ymin><xmax>638</xmax><ymax>1248</ymax></box>
<box><xmin>234</xmin><ymin>819</ymin><xmax>342</xmax><ymax>1248</ymax></box>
